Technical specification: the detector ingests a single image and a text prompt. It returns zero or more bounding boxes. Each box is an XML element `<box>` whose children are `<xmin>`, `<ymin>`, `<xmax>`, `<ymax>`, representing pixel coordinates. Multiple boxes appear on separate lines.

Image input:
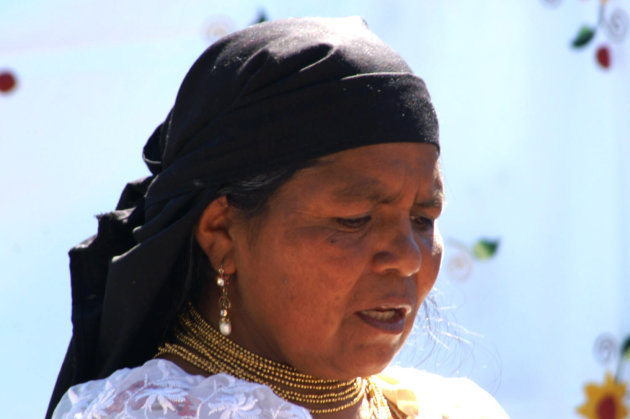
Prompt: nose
<box><xmin>371</xmin><ymin>216</ymin><xmax>422</xmax><ymax>277</ymax></box>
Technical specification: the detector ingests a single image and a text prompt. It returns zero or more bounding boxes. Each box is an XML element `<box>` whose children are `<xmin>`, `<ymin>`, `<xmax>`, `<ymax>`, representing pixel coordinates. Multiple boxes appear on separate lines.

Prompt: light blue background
<box><xmin>1</xmin><ymin>1</ymin><xmax>629</xmax><ymax>417</ymax></box>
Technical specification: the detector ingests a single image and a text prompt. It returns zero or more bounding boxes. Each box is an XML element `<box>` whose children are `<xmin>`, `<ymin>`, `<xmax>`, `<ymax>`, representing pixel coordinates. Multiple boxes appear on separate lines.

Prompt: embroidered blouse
<box><xmin>52</xmin><ymin>359</ymin><xmax>509</xmax><ymax>418</ymax></box>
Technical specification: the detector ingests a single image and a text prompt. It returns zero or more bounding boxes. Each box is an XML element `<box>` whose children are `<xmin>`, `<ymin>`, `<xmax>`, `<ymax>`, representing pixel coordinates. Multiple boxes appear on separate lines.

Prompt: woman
<box><xmin>47</xmin><ymin>16</ymin><xmax>508</xmax><ymax>418</ymax></box>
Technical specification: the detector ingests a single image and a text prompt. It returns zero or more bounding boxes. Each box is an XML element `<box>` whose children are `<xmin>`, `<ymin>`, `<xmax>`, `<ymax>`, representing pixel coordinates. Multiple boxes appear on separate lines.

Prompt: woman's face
<box><xmin>227</xmin><ymin>142</ymin><xmax>443</xmax><ymax>379</ymax></box>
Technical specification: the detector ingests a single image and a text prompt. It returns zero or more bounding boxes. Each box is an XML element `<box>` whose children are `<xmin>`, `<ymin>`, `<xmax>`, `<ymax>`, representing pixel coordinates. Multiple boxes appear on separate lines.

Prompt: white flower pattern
<box><xmin>52</xmin><ymin>359</ymin><xmax>311</xmax><ymax>418</ymax></box>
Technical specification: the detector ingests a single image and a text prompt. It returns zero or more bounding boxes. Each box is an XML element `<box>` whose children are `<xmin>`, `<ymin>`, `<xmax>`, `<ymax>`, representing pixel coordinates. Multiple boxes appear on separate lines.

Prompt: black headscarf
<box><xmin>46</xmin><ymin>16</ymin><xmax>439</xmax><ymax>418</ymax></box>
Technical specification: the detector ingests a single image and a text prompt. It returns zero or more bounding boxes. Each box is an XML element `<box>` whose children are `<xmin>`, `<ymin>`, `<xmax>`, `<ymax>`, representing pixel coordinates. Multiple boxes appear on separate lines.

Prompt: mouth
<box><xmin>356</xmin><ymin>306</ymin><xmax>410</xmax><ymax>334</ymax></box>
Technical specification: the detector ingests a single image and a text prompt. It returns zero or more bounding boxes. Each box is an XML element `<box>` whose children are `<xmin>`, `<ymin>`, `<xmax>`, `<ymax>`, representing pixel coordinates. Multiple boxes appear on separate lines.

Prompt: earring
<box><xmin>216</xmin><ymin>265</ymin><xmax>232</xmax><ymax>336</ymax></box>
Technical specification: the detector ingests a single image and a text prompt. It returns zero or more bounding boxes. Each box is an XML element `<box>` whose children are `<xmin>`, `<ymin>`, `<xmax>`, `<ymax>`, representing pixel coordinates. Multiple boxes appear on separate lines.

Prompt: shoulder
<box><xmin>374</xmin><ymin>367</ymin><xmax>510</xmax><ymax>419</ymax></box>
<box><xmin>52</xmin><ymin>359</ymin><xmax>310</xmax><ymax>418</ymax></box>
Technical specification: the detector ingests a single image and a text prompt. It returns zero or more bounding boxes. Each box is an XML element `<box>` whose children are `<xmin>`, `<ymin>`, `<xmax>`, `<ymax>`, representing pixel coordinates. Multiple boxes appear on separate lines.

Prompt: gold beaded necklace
<box><xmin>156</xmin><ymin>302</ymin><xmax>392</xmax><ymax>417</ymax></box>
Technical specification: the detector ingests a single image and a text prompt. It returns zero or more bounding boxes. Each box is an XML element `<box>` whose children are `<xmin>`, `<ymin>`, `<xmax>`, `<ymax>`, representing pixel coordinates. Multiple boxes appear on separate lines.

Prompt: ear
<box><xmin>194</xmin><ymin>196</ymin><xmax>237</xmax><ymax>274</ymax></box>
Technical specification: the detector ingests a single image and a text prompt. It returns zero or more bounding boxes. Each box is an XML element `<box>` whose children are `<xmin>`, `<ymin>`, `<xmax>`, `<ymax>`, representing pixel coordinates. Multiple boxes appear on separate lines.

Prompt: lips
<box><xmin>357</xmin><ymin>306</ymin><xmax>410</xmax><ymax>334</ymax></box>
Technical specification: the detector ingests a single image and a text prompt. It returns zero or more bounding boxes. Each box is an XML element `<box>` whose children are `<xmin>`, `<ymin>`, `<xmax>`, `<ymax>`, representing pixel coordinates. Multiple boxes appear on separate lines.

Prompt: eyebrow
<box><xmin>330</xmin><ymin>178</ymin><xmax>390</xmax><ymax>203</ymax></box>
<box><xmin>413</xmin><ymin>189</ymin><xmax>445</xmax><ymax>209</ymax></box>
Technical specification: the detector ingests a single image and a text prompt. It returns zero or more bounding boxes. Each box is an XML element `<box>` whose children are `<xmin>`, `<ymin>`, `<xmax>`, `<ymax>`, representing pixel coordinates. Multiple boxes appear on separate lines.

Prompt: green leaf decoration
<box><xmin>571</xmin><ymin>25</ymin><xmax>596</xmax><ymax>48</ymax></box>
<box><xmin>472</xmin><ymin>239</ymin><xmax>500</xmax><ymax>260</ymax></box>
<box><xmin>253</xmin><ymin>9</ymin><xmax>268</xmax><ymax>24</ymax></box>
<box><xmin>622</xmin><ymin>336</ymin><xmax>630</xmax><ymax>359</ymax></box>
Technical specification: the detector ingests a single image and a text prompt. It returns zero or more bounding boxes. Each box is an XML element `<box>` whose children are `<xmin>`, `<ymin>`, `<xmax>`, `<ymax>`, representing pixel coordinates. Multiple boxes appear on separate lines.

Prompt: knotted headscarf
<box><xmin>47</xmin><ymin>16</ymin><xmax>439</xmax><ymax>417</ymax></box>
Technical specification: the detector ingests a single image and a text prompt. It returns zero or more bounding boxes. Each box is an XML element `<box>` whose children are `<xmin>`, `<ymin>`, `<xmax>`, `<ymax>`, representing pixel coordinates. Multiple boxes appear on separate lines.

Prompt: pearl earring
<box><xmin>216</xmin><ymin>265</ymin><xmax>232</xmax><ymax>336</ymax></box>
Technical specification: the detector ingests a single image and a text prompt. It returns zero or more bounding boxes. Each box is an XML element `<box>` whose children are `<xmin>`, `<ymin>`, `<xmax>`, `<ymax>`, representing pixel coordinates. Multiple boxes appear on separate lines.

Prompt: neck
<box><xmin>156</xmin><ymin>302</ymin><xmax>392</xmax><ymax>417</ymax></box>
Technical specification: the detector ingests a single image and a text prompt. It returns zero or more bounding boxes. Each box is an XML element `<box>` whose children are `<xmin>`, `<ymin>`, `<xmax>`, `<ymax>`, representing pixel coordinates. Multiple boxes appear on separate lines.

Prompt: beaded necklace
<box><xmin>156</xmin><ymin>303</ymin><xmax>392</xmax><ymax>417</ymax></box>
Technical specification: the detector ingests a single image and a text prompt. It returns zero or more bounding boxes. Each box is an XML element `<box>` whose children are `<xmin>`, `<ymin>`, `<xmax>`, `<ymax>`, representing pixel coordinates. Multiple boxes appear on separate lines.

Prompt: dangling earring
<box><xmin>216</xmin><ymin>265</ymin><xmax>232</xmax><ymax>336</ymax></box>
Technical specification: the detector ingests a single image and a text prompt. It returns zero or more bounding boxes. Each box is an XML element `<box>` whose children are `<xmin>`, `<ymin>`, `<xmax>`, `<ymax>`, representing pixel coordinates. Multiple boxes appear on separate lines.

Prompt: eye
<box><xmin>410</xmin><ymin>215</ymin><xmax>435</xmax><ymax>232</ymax></box>
<box><xmin>335</xmin><ymin>215</ymin><xmax>372</xmax><ymax>230</ymax></box>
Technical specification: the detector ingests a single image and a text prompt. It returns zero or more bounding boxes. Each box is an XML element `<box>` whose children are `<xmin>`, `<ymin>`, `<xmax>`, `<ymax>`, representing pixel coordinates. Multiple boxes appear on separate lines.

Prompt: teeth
<box><xmin>361</xmin><ymin>309</ymin><xmax>398</xmax><ymax>321</ymax></box>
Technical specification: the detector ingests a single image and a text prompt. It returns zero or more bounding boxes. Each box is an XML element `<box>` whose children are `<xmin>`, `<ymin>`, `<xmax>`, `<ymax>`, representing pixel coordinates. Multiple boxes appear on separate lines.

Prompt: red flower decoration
<box><xmin>596</xmin><ymin>46</ymin><xmax>611</xmax><ymax>68</ymax></box>
<box><xmin>0</xmin><ymin>71</ymin><xmax>17</xmax><ymax>93</ymax></box>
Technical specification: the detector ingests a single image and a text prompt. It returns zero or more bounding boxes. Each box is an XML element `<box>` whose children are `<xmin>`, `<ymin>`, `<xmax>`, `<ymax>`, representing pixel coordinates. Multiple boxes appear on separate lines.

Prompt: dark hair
<box><xmin>218</xmin><ymin>160</ymin><xmax>314</xmax><ymax>218</ymax></box>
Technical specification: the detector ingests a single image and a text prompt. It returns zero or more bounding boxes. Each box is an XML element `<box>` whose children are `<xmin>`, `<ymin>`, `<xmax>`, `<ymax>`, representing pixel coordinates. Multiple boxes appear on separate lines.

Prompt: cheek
<box><xmin>282</xmin><ymin>225</ymin><xmax>371</xmax><ymax>273</ymax></box>
<box><xmin>431</xmin><ymin>229</ymin><xmax>444</xmax><ymax>267</ymax></box>
<box><xmin>270</xmin><ymin>227</ymin><xmax>373</xmax><ymax>316</ymax></box>
<box><xmin>418</xmin><ymin>230</ymin><xmax>443</xmax><ymax>290</ymax></box>
<box><xmin>437</xmin><ymin>225</ymin><xmax>445</xmax><ymax>254</ymax></box>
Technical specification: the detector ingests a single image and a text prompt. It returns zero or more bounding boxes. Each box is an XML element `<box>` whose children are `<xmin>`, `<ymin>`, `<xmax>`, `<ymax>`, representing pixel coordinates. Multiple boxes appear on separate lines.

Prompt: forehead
<box><xmin>284</xmin><ymin>142</ymin><xmax>443</xmax><ymax>204</ymax></box>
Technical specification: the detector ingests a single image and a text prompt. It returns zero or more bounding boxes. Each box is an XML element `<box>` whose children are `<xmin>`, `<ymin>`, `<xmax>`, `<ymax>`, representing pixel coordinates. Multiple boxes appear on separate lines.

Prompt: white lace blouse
<box><xmin>52</xmin><ymin>359</ymin><xmax>509</xmax><ymax>418</ymax></box>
